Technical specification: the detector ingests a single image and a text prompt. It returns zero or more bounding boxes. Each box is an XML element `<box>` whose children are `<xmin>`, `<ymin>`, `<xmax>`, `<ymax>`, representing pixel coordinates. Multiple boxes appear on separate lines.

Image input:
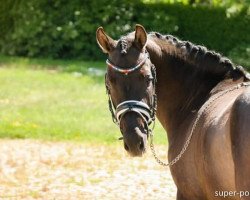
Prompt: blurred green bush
<box><xmin>0</xmin><ymin>0</ymin><xmax>249</xmax><ymax>66</ymax></box>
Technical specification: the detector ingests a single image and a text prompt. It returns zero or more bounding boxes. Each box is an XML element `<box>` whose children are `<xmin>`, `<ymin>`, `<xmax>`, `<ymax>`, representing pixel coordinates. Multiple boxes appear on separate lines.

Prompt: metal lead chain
<box><xmin>149</xmin><ymin>82</ymin><xmax>250</xmax><ymax>167</ymax></box>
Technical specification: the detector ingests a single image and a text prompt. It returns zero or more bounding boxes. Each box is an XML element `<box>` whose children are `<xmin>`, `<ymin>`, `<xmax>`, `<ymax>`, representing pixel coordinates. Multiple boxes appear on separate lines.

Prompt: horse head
<box><xmin>96</xmin><ymin>25</ymin><xmax>157</xmax><ymax>156</ymax></box>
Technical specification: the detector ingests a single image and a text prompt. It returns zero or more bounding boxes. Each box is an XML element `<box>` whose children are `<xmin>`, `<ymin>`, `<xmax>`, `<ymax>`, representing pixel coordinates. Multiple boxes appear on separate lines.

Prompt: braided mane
<box><xmin>150</xmin><ymin>32</ymin><xmax>250</xmax><ymax>81</ymax></box>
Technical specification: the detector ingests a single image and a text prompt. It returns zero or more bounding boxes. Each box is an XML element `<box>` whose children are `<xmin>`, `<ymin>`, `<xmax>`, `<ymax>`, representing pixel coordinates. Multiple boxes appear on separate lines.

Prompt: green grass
<box><xmin>0</xmin><ymin>56</ymin><xmax>167</xmax><ymax>145</ymax></box>
<box><xmin>0</xmin><ymin>55</ymin><xmax>105</xmax><ymax>73</ymax></box>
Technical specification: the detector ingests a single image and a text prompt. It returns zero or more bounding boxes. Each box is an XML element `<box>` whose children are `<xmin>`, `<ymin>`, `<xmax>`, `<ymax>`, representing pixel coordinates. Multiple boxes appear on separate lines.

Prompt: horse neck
<box><xmin>146</xmin><ymin>38</ymin><xmax>221</xmax><ymax>138</ymax></box>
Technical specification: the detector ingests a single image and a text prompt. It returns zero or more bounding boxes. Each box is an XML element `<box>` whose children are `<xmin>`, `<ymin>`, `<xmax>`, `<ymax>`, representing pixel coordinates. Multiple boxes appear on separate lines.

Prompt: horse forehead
<box><xmin>119</xmin><ymin>32</ymin><xmax>135</xmax><ymax>44</ymax></box>
<box><xmin>110</xmin><ymin>49</ymin><xmax>141</xmax><ymax>67</ymax></box>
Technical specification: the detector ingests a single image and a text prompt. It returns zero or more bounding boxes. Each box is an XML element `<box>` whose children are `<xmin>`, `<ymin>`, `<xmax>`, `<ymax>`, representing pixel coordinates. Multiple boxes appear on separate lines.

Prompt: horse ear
<box><xmin>134</xmin><ymin>24</ymin><xmax>147</xmax><ymax>50</ymax></box>
<box><xmin>96</xmin><ymin>27</ymin><xmax>116</xmax><ymax>53</ymax></box>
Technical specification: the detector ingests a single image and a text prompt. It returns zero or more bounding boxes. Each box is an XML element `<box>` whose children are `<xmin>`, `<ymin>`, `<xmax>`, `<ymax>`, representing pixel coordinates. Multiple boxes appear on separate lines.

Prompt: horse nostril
<box><xmin>139</xmin><ymin>140</ymin><xmax>144</xmax><ymax>151</ymax></box>
<box><xmin>124</xmin><ymin>143</ymin><xmax>129</xmax><ymax>151</ymax></box>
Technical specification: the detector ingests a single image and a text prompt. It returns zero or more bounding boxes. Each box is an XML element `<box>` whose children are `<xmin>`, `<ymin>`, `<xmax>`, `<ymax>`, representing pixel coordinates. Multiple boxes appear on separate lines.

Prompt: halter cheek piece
<box><xmin>105</xmin><ymin>52</ymin><xmax>157</xmax><ymax>137</ymax></box>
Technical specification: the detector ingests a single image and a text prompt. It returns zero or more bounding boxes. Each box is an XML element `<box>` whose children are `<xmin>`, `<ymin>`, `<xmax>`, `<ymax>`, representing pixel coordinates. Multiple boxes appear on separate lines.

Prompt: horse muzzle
<box><xmin>121</xmin><ymin>122</ymin><xmax>148</xmax><ymax>157</ymax></box>
<box><xmin>116</xmin><ymin>101</ymin><xmax>153</xmax><ymax>156</ymax></box>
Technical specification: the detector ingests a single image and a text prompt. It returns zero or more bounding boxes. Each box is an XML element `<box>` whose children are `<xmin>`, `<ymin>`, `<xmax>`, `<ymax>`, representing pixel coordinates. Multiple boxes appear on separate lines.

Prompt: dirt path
<box><xmin>0</xmin><ymin>140</ymin><xmax>177</xmax><ymax>200</ymax></box>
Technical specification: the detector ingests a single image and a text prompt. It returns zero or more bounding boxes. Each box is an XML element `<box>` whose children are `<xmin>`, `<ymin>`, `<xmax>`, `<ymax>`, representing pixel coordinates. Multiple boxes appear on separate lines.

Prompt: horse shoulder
<box><xmin>195</xmin><ymin>88</ymin><xmax>245</xmax><ymax>197</ymax></box>
<box><xmin>230</xmin><ymin>87</ymin><xmax>250</xmax><ymax>192</ymax></box>
<box><xmin>231</xmin><ymin>88</ymin><xmax>250</xmax><ymax>149</ymax></box>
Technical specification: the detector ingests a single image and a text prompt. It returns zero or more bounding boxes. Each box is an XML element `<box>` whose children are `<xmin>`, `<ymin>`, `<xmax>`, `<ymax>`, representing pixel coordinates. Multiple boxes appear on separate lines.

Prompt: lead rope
<box><xmin>149</xmin><ymin>82</ymin><xmax>250</xmax><ymax>167</ymax></box>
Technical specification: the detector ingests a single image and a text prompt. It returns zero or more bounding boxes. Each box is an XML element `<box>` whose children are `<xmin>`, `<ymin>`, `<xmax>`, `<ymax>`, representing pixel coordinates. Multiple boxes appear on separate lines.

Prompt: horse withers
<box><xmin>96</xmin><ymin>24</ymin><xmax>250</xmax><ymax>200</ymax></box>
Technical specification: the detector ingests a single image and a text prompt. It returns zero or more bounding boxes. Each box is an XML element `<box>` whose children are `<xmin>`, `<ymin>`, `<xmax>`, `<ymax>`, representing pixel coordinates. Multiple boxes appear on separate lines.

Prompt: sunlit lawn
<box><xmin>0</xmin><ymin>56</ymin><xmax>167</xmax><ymax>145</ymax></box>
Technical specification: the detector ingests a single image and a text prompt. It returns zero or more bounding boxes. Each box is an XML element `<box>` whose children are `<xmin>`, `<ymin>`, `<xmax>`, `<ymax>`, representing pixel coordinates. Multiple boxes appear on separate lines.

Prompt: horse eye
<box><xmin>109</xmin><ymin>77</ymin><xmax>116</xmax><ymax>84</ymax></box>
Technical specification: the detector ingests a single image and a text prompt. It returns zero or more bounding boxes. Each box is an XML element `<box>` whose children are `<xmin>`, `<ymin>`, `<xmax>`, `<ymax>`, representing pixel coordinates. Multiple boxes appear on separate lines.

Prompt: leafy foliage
<box><xmin>0</xmin><ymin>0</ymin><xmax>249</xmax><ymax>67</ymax></box>
<box><xmin>0</xmin><ymin>0</ymin><xmax>140</xmax><ymax>59</ymax></box>
<box><xmin>228</xmin><ymin>44</ymin><xmax>250</xmax><ymax>67</ymax></box>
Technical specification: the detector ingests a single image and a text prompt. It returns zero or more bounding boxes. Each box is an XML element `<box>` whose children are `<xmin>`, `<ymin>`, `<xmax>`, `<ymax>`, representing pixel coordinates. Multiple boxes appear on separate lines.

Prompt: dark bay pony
<box><xmin>96</xmin><ymin>24</ymin><xmax>250</xmax><ymax>200</ymax></box>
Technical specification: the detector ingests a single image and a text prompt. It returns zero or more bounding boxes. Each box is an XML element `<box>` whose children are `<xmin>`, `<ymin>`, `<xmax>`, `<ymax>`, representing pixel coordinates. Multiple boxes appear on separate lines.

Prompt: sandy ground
<box><xmin>0</xmin><ymin>140</ymin><xmax>177</xmax><ymax>200</ymax></box>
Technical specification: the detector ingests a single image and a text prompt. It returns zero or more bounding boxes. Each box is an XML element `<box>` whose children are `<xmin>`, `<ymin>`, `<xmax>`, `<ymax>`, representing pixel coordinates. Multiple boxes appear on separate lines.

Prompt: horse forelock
<box><xmin>149</xmin><ymin>32</ymin><xmax>250</xmax><ymax>81</ymax></box>
<box><xmin>120</xmin><ymin>37</ymin><xmax>128</xmax><ymax>54</ymax></box>
<box><xmin>117</xmin><ymin>33</ymin><xmax>135</xmax><ymax>55</ymax></box>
